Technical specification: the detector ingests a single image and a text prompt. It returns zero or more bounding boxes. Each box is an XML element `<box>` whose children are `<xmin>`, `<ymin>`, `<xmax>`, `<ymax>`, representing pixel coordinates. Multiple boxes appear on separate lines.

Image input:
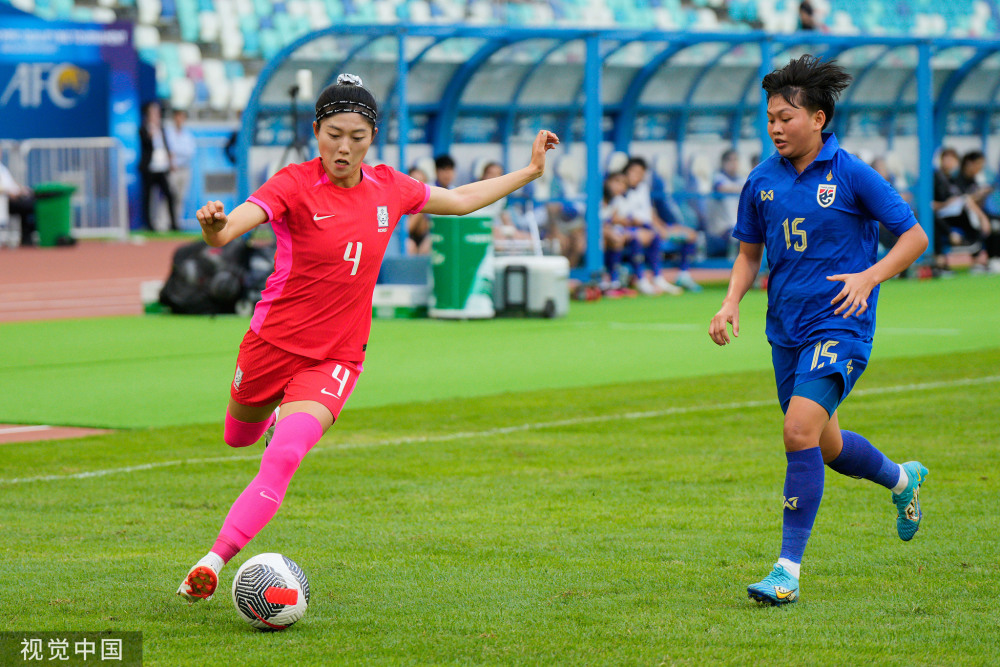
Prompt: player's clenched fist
<box><xmin>196</xmin><ymin>200</ymin><xmax>228</xmax><ymax>234</ymax></box>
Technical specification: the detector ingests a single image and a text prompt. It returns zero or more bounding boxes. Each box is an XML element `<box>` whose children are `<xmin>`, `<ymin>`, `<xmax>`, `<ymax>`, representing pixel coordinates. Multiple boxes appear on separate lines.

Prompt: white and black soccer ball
<box><xmin>231</xmin><ymin>553</ymin><xmax>310</xmax><ymax>631</ymax></box>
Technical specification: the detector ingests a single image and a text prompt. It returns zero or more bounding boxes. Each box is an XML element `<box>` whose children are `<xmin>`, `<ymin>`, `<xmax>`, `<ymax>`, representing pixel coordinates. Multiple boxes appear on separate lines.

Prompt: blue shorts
<box><xmin>771</xmin><ymin>335</ymin><xmax>871</xmax><ymax>416</ymax></box>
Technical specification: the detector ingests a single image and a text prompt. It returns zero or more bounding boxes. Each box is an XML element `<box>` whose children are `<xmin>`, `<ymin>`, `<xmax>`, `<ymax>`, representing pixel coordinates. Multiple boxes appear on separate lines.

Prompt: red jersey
<box><xmin>246</xmin><ymin>159</ymin><xmax>429</xmax><ymax>362</ymax></box>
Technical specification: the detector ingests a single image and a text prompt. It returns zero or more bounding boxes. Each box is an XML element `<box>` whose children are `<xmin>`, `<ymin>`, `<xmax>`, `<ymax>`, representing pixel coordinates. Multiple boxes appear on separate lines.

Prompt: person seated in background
<box><xmin>544</xmin><ymin>195</ymin><xmax>587</xmax><ymax>268</ymax></box>
<box><xmin>433</xmin><ymin>154</ymin><xmax>457</xmax><ymax>189</ymax></box>
<box><xmin>405</xmin><ymin>165</ymin><xmax>432</xmax><ymax>255</ymax></box>
<box><xmin>953</xmin><ymin>150</ymin><xmax>1000</xmax><ymax>272</ymax></box>
<box><xmin>870</xmin><ymin>155</ymin><xmax>912</xmax><ymax>254</ymax></box>
<box><xmin>953</xmin><ymin>150</ymin><xmax>993</xmax><ymax>208</ymax></box>
<box><xmin>708</xmin><ymin>148</ymin><xmax>744</xmax><ymax>260</ymax></box>
<box><xmin>622</xmin><ymin>156</ymin><xmax>699</xmax><ymax>293</ymax></box>
<box><xmin>0</xmin><ymin>147</ymin><xmax>36</xmax><ymax>246</ymax></box>
<box><xmin>599</xmin><ymin>171</ymin><xmax>633</xmax><ymax>295</ymax></box>
<box><xmin>932</xmin><ymin>147</ymin><xmax>999</xmax><ymax>274</ymax></box>
<box><xmin>476</xmin><ymin>161</ymin><xmax>532</xmax><ymax>249</ymax></box>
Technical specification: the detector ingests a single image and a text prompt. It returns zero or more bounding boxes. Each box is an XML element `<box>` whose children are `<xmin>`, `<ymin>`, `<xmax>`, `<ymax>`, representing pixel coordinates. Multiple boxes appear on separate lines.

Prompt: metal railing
<box><xmin>17</xmin><ymin>137</ymin><xmax>129</xmax><ymax>240</ymax></box>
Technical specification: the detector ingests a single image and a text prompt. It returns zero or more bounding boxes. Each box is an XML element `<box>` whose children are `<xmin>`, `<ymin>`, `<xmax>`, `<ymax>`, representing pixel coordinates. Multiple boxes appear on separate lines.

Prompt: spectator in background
<box><xmin>139</xmin><ymin>101</ymin><xmax>178</xmax><ymax>231</ymax></box>
<box><xmin>798</xmin><ymin>1</ymin><xmax>823</xmax><ymax>31</ymax></box>
<box><xmin>870</xmin><ymin>155</ymin><xmax>913</xmax><ymax>254</ymax></box>
<box><xmin>405</xmin><ymin>166</ymin><xmax>432</xmax><ymax>255</ymax></box>
<box><xmin>477</xmin><ymin>161</ymin><xmax>531</xmax><ymax>247</ymax></box>
<box><xmin>708</xmin><ymin>148</ymin><xmax>745</xmax><ymax>259</ymax></box>
<box><xmin>622</xmin><ymin>156</ymin><xmax>700</xmax><ymax>292</ymax></box>
<box><xmin>164</xmin><ymin>108</ymin><xmax>197</xmax><ymax>230</ymax></box>
<box><xmin>953</xmin><ymin>150</ymin><xmax>1000</xmax><ymax>272</ymax></box>
<box><xmin>0</xmin><ymin>147</ymin><xmax>36</xmax><ymax>246</ymax></box>
<box><xmin>932</xmin><ymin>147</ymin><xmax>998</xmax><ymax>273</ymax></box>
<box><xmin>599</xmin><ymin>171</ymin><xmax>632</xmax><ymax>293</ymax></box>
<box><xmin>953</xmin><ymin>150</ymin><xmax>993</xmax><ymax>208</ymax></box>
<box><xmin>434</xmin><ymin>154</ymin><xmax>457</xmax><ymax>189</ymax></box>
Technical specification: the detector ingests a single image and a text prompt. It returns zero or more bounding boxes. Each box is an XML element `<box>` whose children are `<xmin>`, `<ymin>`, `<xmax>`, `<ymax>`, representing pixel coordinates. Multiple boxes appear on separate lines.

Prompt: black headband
<box><xmin>315</xmin><ymin>100</ymin><xmax>377</xmax><ymax>124</ymax></box>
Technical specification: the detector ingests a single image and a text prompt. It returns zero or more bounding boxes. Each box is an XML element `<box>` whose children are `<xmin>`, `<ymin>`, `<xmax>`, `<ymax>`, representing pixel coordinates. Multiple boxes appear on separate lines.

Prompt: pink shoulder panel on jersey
<box><xmin>247</xmin><ymin>196</ymin><xmax>273</xmax><ymax>221</ymax></box>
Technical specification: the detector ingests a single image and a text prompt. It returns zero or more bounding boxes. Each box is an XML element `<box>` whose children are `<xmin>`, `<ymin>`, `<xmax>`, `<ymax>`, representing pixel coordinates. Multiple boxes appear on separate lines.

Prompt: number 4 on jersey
<box><xmin>344</xmin><ymin>241</ymin><xmax>363</xmax><ymax>276</ymax></box>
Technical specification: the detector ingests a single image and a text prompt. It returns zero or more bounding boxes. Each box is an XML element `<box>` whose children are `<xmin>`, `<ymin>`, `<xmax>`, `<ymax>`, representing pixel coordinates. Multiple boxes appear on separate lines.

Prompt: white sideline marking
<box><xmin>2</xmin><ymin>374</ymin><xmax>997</xmax><ymax>486</ymax></box>
<box><xmin>879</xmin><ymin>327</ymin><xmax>961</xmax><ymax>336</ymax></box>
<box><xmin>0</xmin><ymin>425</ymin><xmax>52</xmax><ymax>435</ymax></box>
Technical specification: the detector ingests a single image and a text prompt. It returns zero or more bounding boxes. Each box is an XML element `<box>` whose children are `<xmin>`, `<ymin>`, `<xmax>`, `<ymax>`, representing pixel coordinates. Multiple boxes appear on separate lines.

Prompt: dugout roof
<box><xmin>239</xmin><ymin>26</ymin><xmax>1000</xmax><ymax>275</ymax></box>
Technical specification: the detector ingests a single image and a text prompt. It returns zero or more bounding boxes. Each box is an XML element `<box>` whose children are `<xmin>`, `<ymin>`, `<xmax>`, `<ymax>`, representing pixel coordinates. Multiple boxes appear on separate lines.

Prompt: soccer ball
<box><xmin>231</xmin><ymin>553</ymin><xmax>310</xmax><ymax>631</ymax></box>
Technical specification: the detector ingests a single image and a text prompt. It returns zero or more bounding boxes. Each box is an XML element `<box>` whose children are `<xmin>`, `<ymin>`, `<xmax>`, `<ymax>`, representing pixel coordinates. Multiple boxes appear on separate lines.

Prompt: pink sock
<box><xmin>223</xmin><ymin>410</ymin><xmax>276</xmax><ymax>448</ymax></box>
<box><xmin>212</xmin><ymin>412</ymin><xmax>323</xmax><ymax>563</ymax></box>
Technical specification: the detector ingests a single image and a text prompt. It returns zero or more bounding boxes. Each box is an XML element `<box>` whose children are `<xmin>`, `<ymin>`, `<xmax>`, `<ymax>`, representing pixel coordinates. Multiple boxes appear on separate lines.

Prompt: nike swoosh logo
<box><xmin>259</xmin><ymin>490</ymin><xmax>279</xmax><ymax>503</ymax></box>
<box><xmin>320</xmin><ymin>388</ymin><xmax>340</xmax><ymax>398</ymax></box>
<box><xmin>313</xmin><ymin>213</ymin><xmax>335</xmax><ymax>221</ymax></box>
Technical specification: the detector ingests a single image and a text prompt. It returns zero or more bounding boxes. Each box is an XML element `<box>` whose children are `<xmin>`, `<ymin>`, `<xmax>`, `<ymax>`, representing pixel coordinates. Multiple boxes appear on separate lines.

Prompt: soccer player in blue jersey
<box><xmin>708</xmin><ymin>55</ymin><xmax>930</xmax><ymax>605</ymax></box>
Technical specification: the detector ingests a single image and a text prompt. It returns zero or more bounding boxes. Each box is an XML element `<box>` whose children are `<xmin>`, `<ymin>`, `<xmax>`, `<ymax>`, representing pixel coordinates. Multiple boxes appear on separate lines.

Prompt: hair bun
<box><xmin>337</xmin><ymin>73</ymin><xmax>363</xmax><ymax>87</ymax></box>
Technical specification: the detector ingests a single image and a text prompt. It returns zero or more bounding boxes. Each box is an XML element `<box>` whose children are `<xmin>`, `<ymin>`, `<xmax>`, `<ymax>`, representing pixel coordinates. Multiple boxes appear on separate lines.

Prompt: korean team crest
<box><xmin>817</xmin><ymin>184</ymin><xmax>837</xmax><ymax>208</ymax></box>
<box><xmin>377</xmin><ymin>205</ymin><xmax>389</xmax><ymax>229</ymax></box>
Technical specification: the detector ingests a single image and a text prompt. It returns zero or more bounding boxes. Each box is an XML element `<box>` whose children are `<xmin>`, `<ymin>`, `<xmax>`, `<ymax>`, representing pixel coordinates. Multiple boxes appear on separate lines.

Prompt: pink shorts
<box><xmin>230</xmin><ymin>330</ymin><xmax>361</xmax><ymax>421</ymax></box>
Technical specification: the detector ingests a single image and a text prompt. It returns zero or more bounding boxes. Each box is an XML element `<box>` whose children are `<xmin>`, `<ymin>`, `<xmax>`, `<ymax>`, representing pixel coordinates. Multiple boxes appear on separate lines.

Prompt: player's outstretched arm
<box><xmin>828</xmin><ymin>224</ymin><xmax>928</xmax><ymax>318</ymax></box>
<box><xmin>422</xmin><ymin>130</ymin><xmax>559</xmax><ymax>216</ymax></box>
<box><xmin>197</xmin><ymin>200</ymin><xmax>268</xmax><ymax>247</ymax></box>
<box><xmin>710</xmin><ymin>241</ymin><xmax>763</xmax><ymax>346</ymax></box>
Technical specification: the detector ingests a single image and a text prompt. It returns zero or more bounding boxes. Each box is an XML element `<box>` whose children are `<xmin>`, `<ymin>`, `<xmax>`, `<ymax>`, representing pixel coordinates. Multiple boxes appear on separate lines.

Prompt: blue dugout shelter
<box><xmin>235</xmin><ymin>26</ymin><xmax>1000</xmax><ymax>278</ymax></box>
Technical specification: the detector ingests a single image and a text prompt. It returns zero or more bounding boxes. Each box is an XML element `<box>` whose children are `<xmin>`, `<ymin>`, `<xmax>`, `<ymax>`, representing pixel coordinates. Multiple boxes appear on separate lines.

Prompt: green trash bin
<box><xmin>428</xmin><ymin>215</ymin><xmax>495</xmax><ymax>319</ymax></box>
<box><xmin>33</xmin><ymin>182</ymin><xmax>76</xmax><ymax>247</ymax></box>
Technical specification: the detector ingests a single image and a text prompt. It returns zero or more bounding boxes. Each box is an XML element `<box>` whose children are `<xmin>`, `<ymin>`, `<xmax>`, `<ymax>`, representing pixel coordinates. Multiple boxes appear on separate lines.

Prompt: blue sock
<box><xmin>645</xmin><ymin>233</ymin><xmax>663</xmax><ymax>274</ymax></box>
<box><xmin>827</xmin><ymin>430</ymin><xmax>899</xmax><ymax>489</ymax></box>
<box><xmin>626</xmin><ymin>236</ymin><xmax>642</xmax><ymax>278</ymax></box>
<box><xmin>779</xmin><ymin>447</ymin><xmax>825</xmax><ymax>565</ymax></box>
<box><xmin>678</xmin><ymin>241</ymin><xmax>696</xmax><ymax>271</ymax></box>
<box><xmin>604</xmin><ymin>248</ymin><xmax>622</xmax><ymax>282</ymax></box>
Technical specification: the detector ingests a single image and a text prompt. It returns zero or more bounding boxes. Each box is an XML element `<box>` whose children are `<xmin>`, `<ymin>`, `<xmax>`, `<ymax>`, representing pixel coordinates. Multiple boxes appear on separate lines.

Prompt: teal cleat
<box><xmin>747</xmin><ymin>564</ymin><xmax>799</xmax><ymax>605</ymax></box>
<box><xmin>893</xmin><ymin>461</ymin><xmax>928</xmax><ymax>541</ymax></box>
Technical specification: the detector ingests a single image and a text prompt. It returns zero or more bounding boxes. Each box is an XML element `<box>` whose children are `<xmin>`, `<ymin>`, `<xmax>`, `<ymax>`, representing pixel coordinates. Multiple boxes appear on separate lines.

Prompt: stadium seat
<box><xmin>605</xmin><ymin>150</ymin><xmax>629</xmax><ymax>176</ymax></box>
<box><xmin>259</xmin><ymin>29</ymin><xmax>282</xmax><ymax>60</ymax></box>
<box><xmin>230</xmin><ymin>76</ymin><xmax>257</xmax><ymax>111</ymax></box>
<box><xmin>466</xmin><ymin>0</ymin><xmax>494</xmax><ymax>24</ymax></box>
<box><xmin>170</xmin><ymin>76</ymin><xmax>196</xmax><ymax>110</ymax></box>
<box><xmin>407</xmin><ymin>0</ymin><xmax>433</xmax><ymax>23</ymax></box>
<box><xmin>137</xmin><ymin>0</ymin><xmax>161</xmax><ymax>24</ymax></box>
<box><xmin>199</xmin><ymin>10</ymin><xmax>221</xmax><ymax>43</ymax></box>
<box><xmin>202</xmin><ymin>59</ymin><xmax>232</xmax><ymax>110</ymax></box>
<box><xmin>134</xmin><ymin>24</ymin><xmax>161</xmax><ymax>62</ymax></box>
<box><xmin>308</xmin><ymin>0</ymin><xmax>333</xmax><ymax>28</ymax></box>
<box><xmin>221</xmin><ymin>21</ymin><xmax>246</xmax><ymax>59</ymax></box>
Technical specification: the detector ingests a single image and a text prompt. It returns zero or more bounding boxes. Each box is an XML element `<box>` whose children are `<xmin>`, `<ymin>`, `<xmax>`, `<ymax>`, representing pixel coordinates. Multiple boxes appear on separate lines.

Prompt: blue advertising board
<box><xmin>0</xmin><ymin>15</ymin><xmax>142</xmax><ymax>227</ymax></box>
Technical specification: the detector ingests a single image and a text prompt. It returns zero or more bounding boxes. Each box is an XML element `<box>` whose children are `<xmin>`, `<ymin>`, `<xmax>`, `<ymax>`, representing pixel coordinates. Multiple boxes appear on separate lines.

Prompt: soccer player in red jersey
<box><xmin>177</xmin><ymin>74</ymin><xmax>559</xmax><ymax>601</ymax></box>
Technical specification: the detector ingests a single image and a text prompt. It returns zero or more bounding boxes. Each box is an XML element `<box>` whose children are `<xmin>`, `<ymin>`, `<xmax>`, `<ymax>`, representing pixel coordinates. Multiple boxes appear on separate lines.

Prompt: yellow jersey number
<box><xmin>782</xmin><ymin>217</ymin><xmax>807</xmax><ymax>252</ymax></box>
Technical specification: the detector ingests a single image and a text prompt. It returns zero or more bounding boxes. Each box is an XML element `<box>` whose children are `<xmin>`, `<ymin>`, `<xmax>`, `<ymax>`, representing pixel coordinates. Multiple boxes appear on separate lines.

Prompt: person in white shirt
<box><xmin>709</xmin><ymin>148</ymin><xmax>745</xmax><ymax>259</ymax></box>
<box><xmin>164</xmin><ymin>108</ymin><xmax>197</xmax><ymax>230</ymax></box>
<box><xmin>0</xmin><ymin>148</ymin><xmax>37</xmax><ymax>246</ymax></box>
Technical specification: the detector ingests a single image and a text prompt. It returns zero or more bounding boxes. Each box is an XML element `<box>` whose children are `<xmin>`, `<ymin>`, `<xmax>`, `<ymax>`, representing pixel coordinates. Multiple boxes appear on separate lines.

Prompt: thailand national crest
<box><xmin>817</xmin><ymin>184</ymin><xmax>837</xmax><ymax>208</ymax></box>
<box><xmin>377</xmin><ymin>205</ymin><xmax>389</xmax><ymax>230</ymax></box>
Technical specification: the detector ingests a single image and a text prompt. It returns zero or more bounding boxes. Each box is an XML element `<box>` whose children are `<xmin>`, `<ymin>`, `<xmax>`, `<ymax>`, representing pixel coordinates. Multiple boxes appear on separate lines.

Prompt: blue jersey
<box><xmin>734</xmin><ymin>133</ymin><xmax>917</xmax><ymax>347</ymax></box>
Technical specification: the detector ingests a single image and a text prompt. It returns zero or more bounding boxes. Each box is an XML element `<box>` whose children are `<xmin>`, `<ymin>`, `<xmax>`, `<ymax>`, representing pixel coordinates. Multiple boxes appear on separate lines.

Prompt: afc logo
<box><xmin>817</xmin><ymin>184</ymin><xmax>837</xmax><ymax>208</ymax></box>
<box><xmin>377</xmin><ymin>205</ymin><xmax>389</xmax><ymax>232</ymax></box>
<box><xmin>0</xmin><ymin>63</ymin><xmax>90</xmax><ymax>109</ymax></box>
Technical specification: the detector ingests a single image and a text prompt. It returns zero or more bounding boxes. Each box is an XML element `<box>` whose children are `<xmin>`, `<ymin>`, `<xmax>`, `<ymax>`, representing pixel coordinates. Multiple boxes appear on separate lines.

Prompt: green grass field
<box><xmin>1</xmin><ymin>275</ymin><xmax>998</xmax><ymax>666</ymax></box>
